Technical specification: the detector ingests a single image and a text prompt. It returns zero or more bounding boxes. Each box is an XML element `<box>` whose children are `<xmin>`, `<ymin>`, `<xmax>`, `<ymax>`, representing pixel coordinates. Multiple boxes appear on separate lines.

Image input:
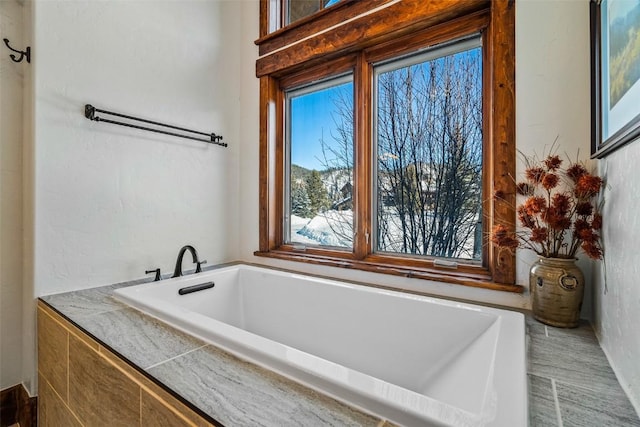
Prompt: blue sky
<box><xmin>289</xmin><ymin>43</ymin><xmax>481</xmax><ymax>171</ymax></box>
<box><xmin>290</xmin><ymin>82</ymin><xmax>352</xmax><ymax>171</ymax></box>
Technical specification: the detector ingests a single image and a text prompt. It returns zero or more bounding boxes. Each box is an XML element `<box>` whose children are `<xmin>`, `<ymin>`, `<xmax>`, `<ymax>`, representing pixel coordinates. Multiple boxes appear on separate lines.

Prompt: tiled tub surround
<box><xmin>37</xmin><ymin>303</ymin><xmax>381</xmax><ymax>427</ymax></box>
<box><xmin>39</xmin><ymin>270</ymin><xmax>640</xmax><ymax>427</ymax></box>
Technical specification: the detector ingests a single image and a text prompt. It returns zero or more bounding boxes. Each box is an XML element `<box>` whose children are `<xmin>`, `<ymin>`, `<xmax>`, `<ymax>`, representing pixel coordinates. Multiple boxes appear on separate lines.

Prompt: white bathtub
<box><xmin>114</xmin><ymin>264</ymin><xmax>526</xmax><ymax>427</ymax></box>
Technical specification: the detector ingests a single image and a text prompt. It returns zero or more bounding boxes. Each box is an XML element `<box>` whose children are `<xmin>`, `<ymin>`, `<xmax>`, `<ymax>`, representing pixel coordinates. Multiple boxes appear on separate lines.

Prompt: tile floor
<box><xmin>526</xmin><ymin>317</ymin><xmax>640</xmax><ymax>426</ymax></box>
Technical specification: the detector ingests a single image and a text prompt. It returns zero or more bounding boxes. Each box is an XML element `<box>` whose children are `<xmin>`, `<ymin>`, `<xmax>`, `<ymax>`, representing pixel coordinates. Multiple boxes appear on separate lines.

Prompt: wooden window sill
<box><xmin>254</xmin><ymin>250</ymin><xmax>524</xmax><ymax>293</ymax></box>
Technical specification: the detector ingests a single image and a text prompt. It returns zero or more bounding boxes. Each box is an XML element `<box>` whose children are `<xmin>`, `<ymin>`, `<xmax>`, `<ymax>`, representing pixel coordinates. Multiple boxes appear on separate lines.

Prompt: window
<box><xmin>286</xmin><ymin>75</ymin><xmax>354</xmax><ymax>249</ymax></box>
<box><xmin>374</xmin><ymin>38</ymin><xmax>483</xmax><ymax>261</ymax></box>
<box><xmin>256</xmin><ymin>1</ymin><xmax>519</xmax><ymax>292</ymax></box>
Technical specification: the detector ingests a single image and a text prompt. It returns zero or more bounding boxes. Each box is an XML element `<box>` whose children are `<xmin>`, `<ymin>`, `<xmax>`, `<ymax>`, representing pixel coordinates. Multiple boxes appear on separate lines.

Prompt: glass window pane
<box><xmin>288</xmin><ymin>1</ymin><xmax>320</xmax><ymax>24</ymax></box>
<box><xmin>286</xmin><ymin>0</ymin><xmax>343</xmax><ymax>25</ymax></box>
<box><xmin>374</xmin><ymin>38</ymin><xmax>483</xmax><ymax>261</ymax></box>
<box><xmin>286</xmin><ymin>77</ymin><xmax>354</xmax><ymax>249</ymax></box>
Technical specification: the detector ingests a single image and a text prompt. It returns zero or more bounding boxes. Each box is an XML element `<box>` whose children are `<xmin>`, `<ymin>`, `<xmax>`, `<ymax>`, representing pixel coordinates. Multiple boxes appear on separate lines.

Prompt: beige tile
<box><xmin>39</xmin><ymin>300</ymin><xmax>100</xmax><ymax>351</ymax></box>
<box><xmin>38</xmin><ymin>373</ymin><xmax>82</xmax><ymax>427</ymax></box>
<box><xmin>38</xmin><ymin>301</ymin><xmax>68</xmax><ymax>326</ymax></box>
<box><xmin>98</xmin><ymin>343</ymin><xmax>211</xmax><ymax>427</ymax></box>
<box><xmin>98</xmin><ymin>343</ymin><xmax>143</xmax><ymax>381</ymax></box>
<box><xmin>68</xmin><ymin>334</ymin><xmax>140</xmax><ymax>426</ymax></box>
<box><xmin>141</xmin><ymin>388</ymin><xmax>202</xmax><ymax>427</ymax></box>
<box><xmin>37</xmin><ymin>307</ymin><xmax>69</xmax><ymax>402</ymax></box>
<box><xmin>139</xmin><ymin>375</ymin><xmax>212</xmax><ymax>427</ymax></box>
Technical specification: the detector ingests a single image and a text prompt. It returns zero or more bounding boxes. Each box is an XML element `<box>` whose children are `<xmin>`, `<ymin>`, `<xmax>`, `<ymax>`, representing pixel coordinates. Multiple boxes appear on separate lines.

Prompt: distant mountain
<box><xmin>291</xmin><ymin>164</ymin><xmax>353</xmax><ymax>206</ymax></box>
<box><xmin>291</xmin><ymin>164</ymin><xmax>312</xmax><ymax>185</ymax></box>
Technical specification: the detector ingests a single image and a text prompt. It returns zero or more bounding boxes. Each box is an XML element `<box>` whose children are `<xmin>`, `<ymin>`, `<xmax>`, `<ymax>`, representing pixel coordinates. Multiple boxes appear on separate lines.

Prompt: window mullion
<box><xmin>354</xmin><ymin>53</ymin><xmax>372</xmax><ymax>260</ymax></box>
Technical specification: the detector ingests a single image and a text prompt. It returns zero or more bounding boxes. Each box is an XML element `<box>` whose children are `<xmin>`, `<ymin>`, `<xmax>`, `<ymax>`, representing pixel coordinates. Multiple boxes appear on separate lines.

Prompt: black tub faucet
<box><xmin>172</xmin><ymin>245</ymin><xmax>204</xmax><ymax>278</ymax></box>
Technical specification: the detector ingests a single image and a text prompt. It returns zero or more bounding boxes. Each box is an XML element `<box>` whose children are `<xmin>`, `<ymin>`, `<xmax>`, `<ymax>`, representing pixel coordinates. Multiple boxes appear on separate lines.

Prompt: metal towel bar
<box><xmin>84</xmin><ymin>104</ymin><xmax>227</xmax><ymax>147</ymax></box>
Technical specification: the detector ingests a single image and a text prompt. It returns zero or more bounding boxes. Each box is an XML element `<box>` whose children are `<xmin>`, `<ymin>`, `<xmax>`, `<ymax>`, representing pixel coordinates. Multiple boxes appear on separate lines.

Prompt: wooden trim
<box><xmin>481</xmin><ymin>28</ymin><xmax>492</xmax><ymax>270</ymax></box>
<box><xmin>354</xmin><ymin>54</ymin><xmax>372</xmax><ymax>260</ymax></box>
<box><xmin>363</xmin><ymin>9</ymin><xmax>491</xmax><ymax>64</ymax></box>
<box><xmin>278</xmin><ymin>244</ymin><xmax>356</xmax><ymax>260</ymax></box>
<box><xmin>487</xmin><ymin>0</ymin><xmax>516</xmax><ymax>284</ymax></box>
<box><xmin>257</xmin><ymin>0</ymin><xmax>382</xmax><ymax>53</ymax></box>
<box><xmin>254</xmin><ymin>250</ymin><xmax>524</xmax><ymax>293</ymax></box>
<box><xmin>259</xmin><ymin>0</ymin><xmax>271</xmax><ymax>38</ymax></box>
<box><xmin>0</xmin><ymin>384</ymin><xmax>37</xmax><ymax>427</ymax></box>
<box><xmin>259</xmin><ymin>76</ymin><xmax>281</xmax><ymax>251</ymax></box>
<box><xmin>278</xmin><ymin>55</ymin><xmax>357</xmax><ymax>90</ymax></box>
<box><xmin>363</xmin><ymin>253</ymin><xmax>486</xmax><ymax>275</ymax></box>
<box><xmin>256</xmin><ymin>0</ymin><xmax>489</xmax><ymax>77</ymax></box>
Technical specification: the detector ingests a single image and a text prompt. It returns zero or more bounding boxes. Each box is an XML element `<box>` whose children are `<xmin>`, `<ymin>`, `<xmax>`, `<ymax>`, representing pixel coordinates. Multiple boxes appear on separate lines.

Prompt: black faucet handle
<box><xmin>196</xmin><ymin>260</ymin><xmax>207</xmax><ymax>273</ymax></box>
<box><xmin>145</xmin><ymin>268</ymin><xmax>162</xmax><ymax>281</ymax></box>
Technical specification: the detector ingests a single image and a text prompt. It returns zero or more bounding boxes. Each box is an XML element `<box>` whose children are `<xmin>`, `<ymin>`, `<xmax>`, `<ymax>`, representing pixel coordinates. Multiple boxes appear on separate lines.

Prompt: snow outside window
<box><xmin>374</xmin><ymin>37</ymin><xmax>483</xmax><ymax>261</ymax></box>
<box><xmin>285</xmin><ymin>75</ymin><xmax>354</xmax><ymax>249</ymax></box>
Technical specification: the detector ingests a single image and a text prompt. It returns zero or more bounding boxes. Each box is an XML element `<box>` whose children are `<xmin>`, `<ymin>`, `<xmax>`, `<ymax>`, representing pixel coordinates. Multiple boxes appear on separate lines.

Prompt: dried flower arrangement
<box><xmin>491</xmin><ymin>153</ymin><xmax>603</xmax><ymax>260</ymax></box>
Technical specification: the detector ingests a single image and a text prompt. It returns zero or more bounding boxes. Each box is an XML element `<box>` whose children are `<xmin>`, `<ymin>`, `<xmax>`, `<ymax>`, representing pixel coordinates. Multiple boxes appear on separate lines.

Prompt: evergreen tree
<box><xmin>306</xmin><ymin>170</ymin><xmax>330</xmax><ymax>215</ymax></box>
<box><xmin>291</xmin><ymin>184</ymin><xmax>312</xmax><ymax>218</ymax></box>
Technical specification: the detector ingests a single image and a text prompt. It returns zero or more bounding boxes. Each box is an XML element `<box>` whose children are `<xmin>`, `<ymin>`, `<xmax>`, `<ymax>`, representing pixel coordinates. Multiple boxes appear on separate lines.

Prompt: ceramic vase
<box><xmin>530</xmin><ymin>256</ymin><xmax>584</xmax><ymax>328</ymax></box>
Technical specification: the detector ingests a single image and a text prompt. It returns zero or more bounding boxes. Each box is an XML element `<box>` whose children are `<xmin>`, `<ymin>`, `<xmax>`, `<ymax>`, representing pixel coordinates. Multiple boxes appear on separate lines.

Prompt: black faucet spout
<box><xmin>172</xmin><ymin>245</ymin><xmax>200</xmax><ymax>278</ymax></box>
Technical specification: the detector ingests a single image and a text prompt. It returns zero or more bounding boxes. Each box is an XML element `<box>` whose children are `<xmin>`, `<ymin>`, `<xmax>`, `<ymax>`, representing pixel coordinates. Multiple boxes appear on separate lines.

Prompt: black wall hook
<box><xmin>3</xmin><ymin>38</ymin><xmax>30</xmax><ymax>63</ymax></box>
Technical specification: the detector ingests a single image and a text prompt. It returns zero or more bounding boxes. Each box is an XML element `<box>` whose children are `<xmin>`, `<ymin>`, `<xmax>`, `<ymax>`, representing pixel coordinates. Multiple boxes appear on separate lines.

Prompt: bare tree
<box><xmin>319</xmin><ymin>46</ymin><xmax>482</xmax><ymax>259</ymax></box>
<box><xmin>317</xmin><ymin>83</ymin><xmax>356</xmax><ymax>246</ymax></box>
<box><xmin>376</xmin><ymin>49</ymin><xmax>483</xmax><ymax>259</ymax></box>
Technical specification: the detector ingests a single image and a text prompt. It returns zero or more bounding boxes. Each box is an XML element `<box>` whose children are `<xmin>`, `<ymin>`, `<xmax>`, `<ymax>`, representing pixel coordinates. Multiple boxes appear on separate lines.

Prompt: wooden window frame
<box><xmin>255</xmin><ymin>0</ymin><xmax>521</xmax><ymax>293</ymax></box>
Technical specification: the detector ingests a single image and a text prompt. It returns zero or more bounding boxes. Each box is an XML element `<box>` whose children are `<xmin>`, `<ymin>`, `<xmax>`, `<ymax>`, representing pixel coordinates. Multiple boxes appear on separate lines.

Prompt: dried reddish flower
<box><xmin>525</xmin><ymin>167</ymin><xmax>545</xmax><ymax>184</ymax></box>
<box><xmin>575</xmin><ymin>175</ymin><xmax>603</xmax><ymax>198</ymax></box>
<box><xmin>524</xmin><ymin>196</ymin><xmax>546</xmax><ymax>215</ymax></box>
<box><xmin>576</xmin><ymin>223</ymin><xmax>596</xmax><ymax>242</ymax></box>
<box><xmin>545</xmin><ymin>206</ymin><xmax>571</xmax><ymax>230</ymax></box>
<box><xmin>518</xmin><ymin>205</ymin><xmax>536</xmax><ymax>229</ymax></box>
<box><xmin>566</xmin><ymin>163</ymin><xmax>588</xmax><ymax>182</ymax></box>
<box><xmin>542</xmin><ymin>173</ymin><xmax>560</xmax><ymax>190</ymax></box>
<box><xmin>491</xmin><ymin>224</ymin><xmax>519</xmax><ymax>249</ymax></box>
<box><xmin>592</xmin><ymin>213</ymin><xmax>602</xmax><ymax>230</ymax></box>
<box><xmin>575</xmin><ymin>201</ymin><xmax>593</xmax><ymax>216</ymax></box>
<box><xmin>574</xmin><ymin>218</ymin><xmax>590</xmax><ymax>233</ymax></box>
<box><xmin>530</xmin><ymin>227</ymin><xmax>548</xmax><ymax>243</ymax></box>
<box><xmin>583</xmin><ymin>230</ymin><xmax>597</xmax><ymax>243</ymax></box>
<box><xmin>582</xmin><ymin>241</ymin><xmax>603</xmax><ymax>260</ymax></box>
<box><xmin>544</xmin><ymin>155</ymin><xmax>562</xmax><ymax>171</ymax></box>
<box><xmin>551</xmin><ymin>193</ymin><xmax>571</xmax><ymax>215</ymax></box>
<box><xmin>491</xmin><ymin>152</ymin><xmax>603</xmax><ymax>259</ymax></box>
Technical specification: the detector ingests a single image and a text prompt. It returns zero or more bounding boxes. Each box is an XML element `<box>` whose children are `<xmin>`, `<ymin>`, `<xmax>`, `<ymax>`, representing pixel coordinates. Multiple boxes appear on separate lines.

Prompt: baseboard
<box><xmin>0</xmin><ymin>384</ymin><xmax>37</xmax><ymax>427</ymax></box>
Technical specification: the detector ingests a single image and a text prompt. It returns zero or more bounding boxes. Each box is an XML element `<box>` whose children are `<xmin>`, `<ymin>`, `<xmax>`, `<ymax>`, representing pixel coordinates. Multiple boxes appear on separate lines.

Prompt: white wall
<box><xmin>21</xmin><ymin>0</ymin><xmax>244</xmax><ymax>394</ymax></box>
<box><xmin>593</xmin><ymin>140</ymin><xmax>640</xmax><ymax>413</ymax></box>
<box><xmin>32</xmin><ymin>0</ymin><xmax>242</xmax><ymax>297</ymax></box>
<box><xmin>239</xmin><ymin>0</ymin><xmax>594</xmax><ymax>311</ymax></box>
<box><xmin>0</xmin><ymin>0</ymin><xmax>25</xmax><ymax>391</ymax></box>
<box><xmin>516</xmin><ymin>0</ymin><xmax>595</xmax><ymax>319</ymax></box>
